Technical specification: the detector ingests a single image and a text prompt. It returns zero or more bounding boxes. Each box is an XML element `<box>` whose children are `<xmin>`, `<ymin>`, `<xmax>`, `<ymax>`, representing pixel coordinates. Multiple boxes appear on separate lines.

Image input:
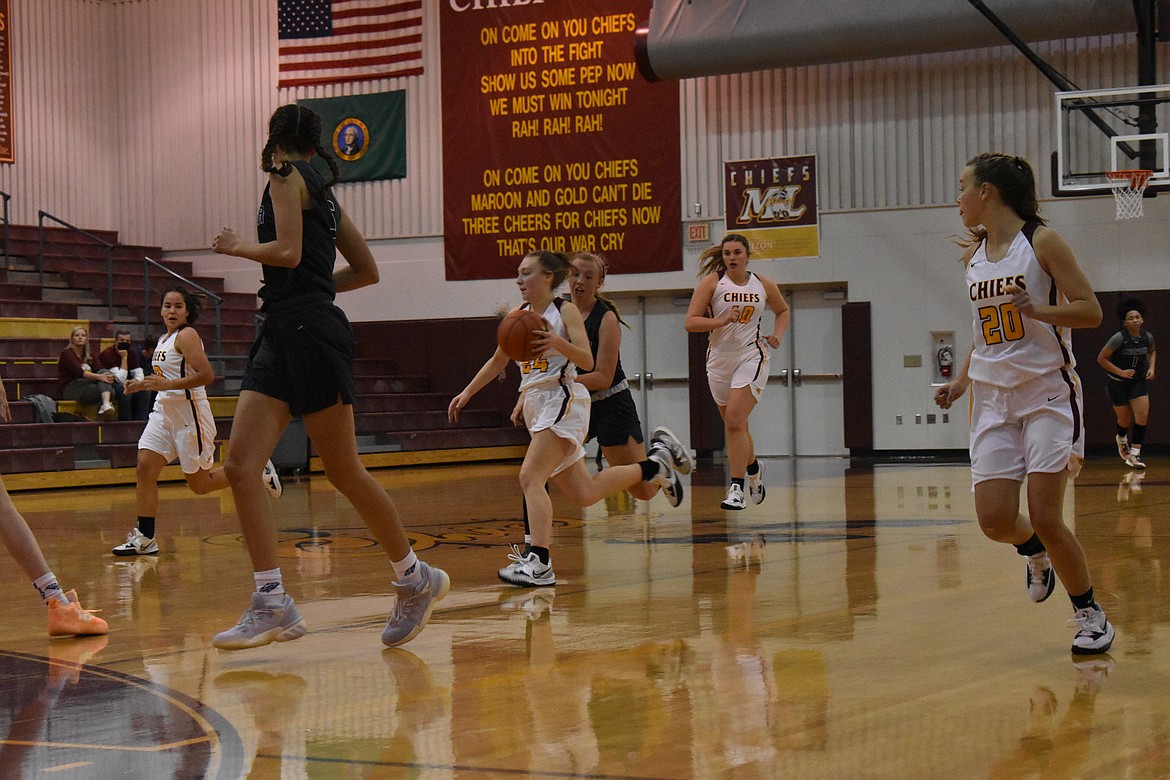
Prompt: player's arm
<box><xmin>1096</xmin><ymin>338</ymin><xmax>1132</xmax><ymax>379</ymax></box>
<box><xmin>575</xmin><ymin>310</ymin><xmax>619</xmax><ymax>392</ymax></box>
<box><xmin>1014</xmin><ymin>227</ymin><xmax>1101</xmax><ymax>328</ymax></box>
<box><xmin>212</xmin><ymin>170</ymin><xmax>306</xmax><ymax>268</ymax></box>
<box><xmin>760</xmin><ymin>276</ymin><xmax>790</xmax><ymax>348</ymax></box>
<box><xmin>0</xmin><ymin>367</ymin><xmax>9</xmax><ymax>422</ymax></box>
<box><xmin>535</xmin><ymin>303</ymin><xmax>594</xmax><ymax>372</ymax></box>
<box><xmin>130</xmin><ymin>330</ymin><xmax>215</xmax><ymax>393</ymax></box>
<box><xmin>934</xmin><ymin>346</ymin><xmax>973</xmax><ymax>409</ymax></box>
<box><xmin>1148</xmin><ymin>338</ymin><xmax>1156</xmax><ymax>380</ymax></box>
<box><xmin>449</xmin><ymin>348</ymin><xmax>511</xmax><ymax>423</ymax></box>
<box><xmin>333</xmin><ymin>208</ymin><xmax>380</xmax><ymax>292</ymax></box>
<box><xmin>684</xmin><ymin>274</ymin><xmax>732</xmax><ymax>332</ymax></box>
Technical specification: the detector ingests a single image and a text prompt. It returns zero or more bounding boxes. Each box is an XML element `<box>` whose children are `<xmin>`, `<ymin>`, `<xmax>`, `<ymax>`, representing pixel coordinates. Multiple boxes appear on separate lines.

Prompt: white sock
<box><xmin>1131</xmin><ymin>446</ymin><xmax>1142</xmax><ymax>457</ymax></box>
<box><xmin>34</xmin><ymin>572</ymin><xmax>67</xmax><ymax>605</ymax></box>
<box><xmin>392</xmin><ymin>551</ymin><xmax>422</xmax><ymax>586</ymax></box>
<box><xmin>253</xmin><ymin>568</ymin><xmax>285</xmax><ymax>606</ymax></box>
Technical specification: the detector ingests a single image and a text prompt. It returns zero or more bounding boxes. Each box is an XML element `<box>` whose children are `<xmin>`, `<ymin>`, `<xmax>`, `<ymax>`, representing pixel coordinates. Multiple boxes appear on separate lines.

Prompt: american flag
<box><xmin>277</xmin><ymin>0</ymin><xmax>423</xmax><ymax>90</ymax></box>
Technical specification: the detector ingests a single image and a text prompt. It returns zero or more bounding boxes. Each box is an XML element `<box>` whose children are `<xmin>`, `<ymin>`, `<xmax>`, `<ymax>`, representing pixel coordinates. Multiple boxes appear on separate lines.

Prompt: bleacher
<box><xmin>0</xmin><ymin>222</ymin><xmax>527</xmax><ymax>489</ymax></box>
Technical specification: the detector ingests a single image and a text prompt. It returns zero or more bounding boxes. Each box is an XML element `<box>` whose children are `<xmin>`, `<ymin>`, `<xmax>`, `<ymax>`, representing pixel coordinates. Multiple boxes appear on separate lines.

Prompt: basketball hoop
<box><xmin>1104</xmin><ymin>169</ymin><xmax>1152</xmax><ymax>220</ymax></box>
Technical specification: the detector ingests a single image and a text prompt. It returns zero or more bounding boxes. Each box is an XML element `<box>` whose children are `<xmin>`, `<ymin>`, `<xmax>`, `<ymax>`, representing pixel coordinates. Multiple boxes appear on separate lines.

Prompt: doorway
<box><xmin>610</xmin><ymin>286</ymin><xmax>847</xmax><ymax>458</ymax></box>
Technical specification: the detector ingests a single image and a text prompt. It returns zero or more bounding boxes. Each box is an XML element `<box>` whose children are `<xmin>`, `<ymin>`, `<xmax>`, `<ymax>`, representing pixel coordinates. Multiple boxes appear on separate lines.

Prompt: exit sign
<box><xmin>687</xmin><ymin>222</ymin><xmax>710</xmax><ymax>243</ymax></box>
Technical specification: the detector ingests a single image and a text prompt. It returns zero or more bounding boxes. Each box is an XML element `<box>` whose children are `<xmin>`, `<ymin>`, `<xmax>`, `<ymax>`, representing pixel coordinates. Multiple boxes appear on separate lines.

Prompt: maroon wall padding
<box><xmin>841</xmin><ymin>301</ymin><xmax>873</xmax><ymax>451</ymax></box>
<box><xmin>688</xmin><ymin>330</ymin><xmax>724</xmax><ymax>457</ymax></box>
<box><xmin>352</xmin><ymin>317</ymin><xmax>519</xmax><ymax>418</ymax></box>
<box><xmin>1071</xmin><ymin>290</ymin><xmax>1169</xmax><ymax>454</ymax></box>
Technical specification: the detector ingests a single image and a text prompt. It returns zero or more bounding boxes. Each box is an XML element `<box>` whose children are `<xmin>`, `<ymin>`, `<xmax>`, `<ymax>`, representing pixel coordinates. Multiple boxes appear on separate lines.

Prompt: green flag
<box><xmin>300</xmin><ymin>91</ymin><xmax>407</xmax><ymax>183</ymax></box>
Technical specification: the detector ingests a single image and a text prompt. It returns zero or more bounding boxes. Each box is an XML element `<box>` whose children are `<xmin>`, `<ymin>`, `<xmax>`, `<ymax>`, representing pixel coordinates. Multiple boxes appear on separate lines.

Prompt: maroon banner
<box><xmin>0</xmin><ymin>0</ymin><xmax>12</xmax><ymax>164</ymax></box>
<box><xmin>441</xmin><ymin>0</ymin><xmax>681</xmax><ymax>280</ymax></box>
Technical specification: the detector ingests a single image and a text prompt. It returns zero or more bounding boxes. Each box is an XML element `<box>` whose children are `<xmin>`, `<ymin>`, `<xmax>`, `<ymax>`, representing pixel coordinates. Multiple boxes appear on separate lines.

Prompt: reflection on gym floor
<box><xmin>0</xmin><ymin>457</ymin><xmax>1166</xmax><ymax>777</ymax></box>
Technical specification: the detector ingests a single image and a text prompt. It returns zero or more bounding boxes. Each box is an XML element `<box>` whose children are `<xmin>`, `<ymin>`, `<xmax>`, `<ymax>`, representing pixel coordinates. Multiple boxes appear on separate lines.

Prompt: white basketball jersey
<box><xmin>966</xmin><ymin>223</ymin><xmax>1075</xmax><ymax>387</ymax></box>
<box><xmin>708</xmin><ymin>272</ymin><xmax>767</xmax><ymax>354</ymax></box>
<box><xmin>151</xmin><ymin>328</ymin><xmax>209</xmax><ymax>403</ymax></box>
<box><xmin>517</xmin><ymin>299</ymin><xmax>577</xmax><ymax>391</ymax></box>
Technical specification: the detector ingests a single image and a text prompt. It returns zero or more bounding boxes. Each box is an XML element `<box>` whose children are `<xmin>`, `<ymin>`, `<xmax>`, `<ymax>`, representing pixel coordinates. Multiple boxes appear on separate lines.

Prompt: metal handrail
<box><xmin>140</xmin><ymin>256</ymin><xmax>224</xmax><ymax>361</ymax></box>
<box><xmin>38</xmin><ymin>210</ymin><xmax>116</xmax><ymax>321</ymax></box>
<box><xmin>0</xmin><ymin>191</ymin><xmax>10</xmax><ymax>269</ymax></box>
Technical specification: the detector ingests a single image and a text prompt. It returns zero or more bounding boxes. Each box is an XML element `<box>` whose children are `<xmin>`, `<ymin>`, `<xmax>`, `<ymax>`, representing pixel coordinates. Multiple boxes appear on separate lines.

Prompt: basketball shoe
<box><xmin>1070</xmin><ymin>606</ymin><xmax>1115</xmax><ymax>655</ymax></box>
<box><xmin>1026</xmin><ymin>551</ymin><xmax>1056</xmax><ymax>602</ymax></box>
<box><xmin>1126</xmin><ymin>450</ymin><xmax>1146</xmax><ymax>470</ymax></box>
<box><xmin>748</xmin><ymin>461</ymin><xmax>766</xmax><ymax>504</ymax></box>
<box><xmin>112</xmin><ymin>527</ymin><xmax>158</xmax><ymax>556</ymax></box>
<box><xmin>382</xmin><ymin>561</ymin><xmax>450</xmax><ymax>647</ymax></box>
<box><xmin>262</xmin><ymin>459</ymin><xmax>283</xmax><ymax>498</ymax></box>
<box><xmin>721</xmin><ymin>483</ymin><xmax>746</xmax><ymax>510</ymax></box>
<box><xmin>648</xmin><ymin>447</ymin><xmax>684</xmax><ymax>507</ymax></box>
<box><xmin>498</xmin><ymin>546</ymin><xmax>556</xmax><ymax>587</ymax></box>
<box><xmin>47</xmin><ymin>591</ymin><xmax>109</xmax><ymax>637</ymax></box>
<box><xmin>1115</xmin><ymin>435</ymin><xmax>1130</xmax><ymax>464</ymax></box>
<box><xmin>649</xmin><ymin>426</ymin><xmax>695</xmax><ymax>474</ymax></box>
<box><xmin>212</xmin><ymin>593</ymin><xmax>307</xmax><ymax>650</ymax></box>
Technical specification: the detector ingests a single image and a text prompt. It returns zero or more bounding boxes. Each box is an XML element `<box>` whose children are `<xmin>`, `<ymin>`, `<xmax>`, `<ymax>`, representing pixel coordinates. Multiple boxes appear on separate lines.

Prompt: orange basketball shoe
<box><xmin>47</xmin><ymin>591</ymin><xmax>109</xmax><ymax>637</ymax></box>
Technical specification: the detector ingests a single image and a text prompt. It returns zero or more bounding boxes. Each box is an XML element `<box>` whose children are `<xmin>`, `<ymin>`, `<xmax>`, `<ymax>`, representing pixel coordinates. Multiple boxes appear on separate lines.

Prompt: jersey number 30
<box><xmin>978</xmin><ymin>303</ymin><xmax>1025</xmax><ymax>345</ymax></box>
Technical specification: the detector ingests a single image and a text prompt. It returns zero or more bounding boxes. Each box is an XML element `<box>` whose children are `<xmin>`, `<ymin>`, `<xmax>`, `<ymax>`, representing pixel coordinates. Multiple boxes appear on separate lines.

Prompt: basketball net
<box><xmin>1104</xmin><ymin>169</ymin><xmax>1152</xmax><ymax>220</ymax></box>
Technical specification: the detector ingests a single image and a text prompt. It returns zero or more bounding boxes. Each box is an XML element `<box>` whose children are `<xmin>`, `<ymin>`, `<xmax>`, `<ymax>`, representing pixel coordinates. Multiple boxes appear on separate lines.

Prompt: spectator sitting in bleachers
<box><xmin>97</xmin><ymin>330</ymin><xmax>150</xmax><ymax>421</ymax></box>
<box><xmin>57</xmin><ymin>326</ymin><xmax>118</xmax><ymax>421</ymax></box>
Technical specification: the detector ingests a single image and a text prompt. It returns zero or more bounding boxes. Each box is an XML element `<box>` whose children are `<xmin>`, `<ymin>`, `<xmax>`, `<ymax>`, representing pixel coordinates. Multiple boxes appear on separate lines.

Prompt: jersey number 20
<box><xmin>978</xmin><ymin>303</ymin><xmax>1025</xmax><ymax>345</ymax></box>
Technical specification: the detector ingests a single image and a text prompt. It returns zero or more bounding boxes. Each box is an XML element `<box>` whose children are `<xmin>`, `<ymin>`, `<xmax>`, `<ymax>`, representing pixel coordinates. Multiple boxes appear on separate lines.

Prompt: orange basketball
<box><xmin>497</xmin><ymin>308</ymin><xmax>546</xmax><ymax>362</ymax></box>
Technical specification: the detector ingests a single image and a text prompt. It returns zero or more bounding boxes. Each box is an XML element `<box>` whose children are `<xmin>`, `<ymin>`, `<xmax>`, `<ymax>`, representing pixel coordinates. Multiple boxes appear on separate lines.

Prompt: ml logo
<box><xmin>736</xmin><ymin>185</ymin><xmax>806</xmax><ymax>224</ymax></box>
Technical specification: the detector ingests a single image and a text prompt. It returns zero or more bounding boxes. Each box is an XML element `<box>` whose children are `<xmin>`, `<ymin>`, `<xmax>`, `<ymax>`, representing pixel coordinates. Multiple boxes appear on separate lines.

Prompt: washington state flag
<box><xmin>300</xmin><ymin>91</ymin><xmax>407</xmax><ymax>183</ymax></box>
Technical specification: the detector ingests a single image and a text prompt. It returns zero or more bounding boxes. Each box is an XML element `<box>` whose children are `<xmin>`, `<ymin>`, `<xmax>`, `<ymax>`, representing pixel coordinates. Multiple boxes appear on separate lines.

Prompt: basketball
<box><xmin>497</xmin><ymin>308</ymin><xmax>546</xmax><ymax>362</ymax></box>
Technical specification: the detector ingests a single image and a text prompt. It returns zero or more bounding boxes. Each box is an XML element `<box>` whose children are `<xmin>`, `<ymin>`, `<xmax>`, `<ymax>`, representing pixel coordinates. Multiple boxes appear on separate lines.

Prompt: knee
<box><xmin>187</xmin><ymin>480</ymin><xmax>212</xmax><ymax>495</ymax></box>
<box><xmin>223</xmin><ymin>457</ymin><xmax>252</xmax><ymax>488</ymax></box>
<box><xmin>518</xmin><ymin>465</ymin><xmax>549</xmax><ymax>495</ymax></box>
<box><xmin>724</xmin><ymin>417</ymin><xmax>749</xmax><ymax>436</ymax></box>
<box><xmin>323</xmin><ymin>467</ymin><xmax>365</xmax><ymax>496</ymax></box>
<box><xmin>977</xmin><ymin>512</ymin><xmax>1018</xmax><ymax>542</ymax></box>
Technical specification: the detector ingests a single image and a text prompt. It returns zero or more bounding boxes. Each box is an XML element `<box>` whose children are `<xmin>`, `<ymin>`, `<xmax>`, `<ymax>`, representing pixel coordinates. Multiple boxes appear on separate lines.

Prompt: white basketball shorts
<box><xmin>138</xmin><ymin>397</ymin><xmax>217</xmax><ymax>474</ymax></box>
<box><xmin>523</xmin><ymin>381</ymin><xmax>589</xmax><ymax>477</ymax></box>
<box><xmin>706</xmin><ymin>345</ymin><xmax>769</xmax><ymax>407</ymax></box>
<box><xmin>969</xmin><ymin>369</ymin><xmax>1084</xmax><ymax>484</ymax></box>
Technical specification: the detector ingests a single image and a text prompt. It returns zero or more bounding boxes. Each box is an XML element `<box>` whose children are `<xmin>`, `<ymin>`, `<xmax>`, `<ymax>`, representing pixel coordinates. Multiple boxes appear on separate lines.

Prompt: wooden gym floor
<box><xmin>0</xmin><ymin>455</ymin><xmax>1166</xmax><ymax>778</ymax></box>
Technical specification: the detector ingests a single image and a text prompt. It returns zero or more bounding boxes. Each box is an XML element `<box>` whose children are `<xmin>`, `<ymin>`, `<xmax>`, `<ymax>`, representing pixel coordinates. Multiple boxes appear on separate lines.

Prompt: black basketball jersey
<box><xmin>255</xmin><ymin>159</ymin><xmax>340</xmax><ymax>309</ymax></box>
<box><xmin>1105</xmin><ymin>329</ymin><xmax>1155</xmax><ymax>381</ymax></box>
<box><xmin>582</xmin><ymin>299</ymin><xmax>627</xmax><ymax>390</ymax></box>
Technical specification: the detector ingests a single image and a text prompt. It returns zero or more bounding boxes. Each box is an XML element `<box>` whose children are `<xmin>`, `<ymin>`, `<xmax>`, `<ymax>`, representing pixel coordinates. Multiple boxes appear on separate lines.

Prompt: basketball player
<box><xmin>685</xmin><ymin>233</ymin><xmax>790</xmax><ymax>510</ymax></box>
<box><xmin>0</xmin><ymin>368</ymin><xmax>108</xmax><ymax>637</ymax></box>
<box><xmin>934</xmin><ymin>152</ymin><xmax>1114</xmax><ymax>655</ymax></box>
<box><xmin>448</xmin><ymin>251</ymin><xmax>692</xmax><ymax>587</ymax></box>
<box><xmin>1097</xmin><ymin>297</ymin><xmax>1155</xmax><ymax>469</ymax></box>
<box><xmin>210</xmin><ymin>104</ymin><xmax>449</xmax><ymax>649</ymax></box>
<box><xmin>570</xmin><ymin>251</ymin><xmax>687</xmax><ymax>507</ymax></box>
<box><xmin>115</xmin><ymin>286</ymin><xmax>282</xmax><ymax>558</ymax></box>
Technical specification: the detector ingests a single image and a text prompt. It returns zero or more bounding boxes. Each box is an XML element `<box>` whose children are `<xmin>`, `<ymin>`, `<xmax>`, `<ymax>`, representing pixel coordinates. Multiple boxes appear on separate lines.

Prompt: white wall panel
<box><xmin>0</xmin><ymin>0</ymin><xmax>116</xmax><ymax>231</ymax></box>
<box><xmin>679</xmin><ymin>33</ymin><xmax>1168</xmax><ymax>221</ymax></box>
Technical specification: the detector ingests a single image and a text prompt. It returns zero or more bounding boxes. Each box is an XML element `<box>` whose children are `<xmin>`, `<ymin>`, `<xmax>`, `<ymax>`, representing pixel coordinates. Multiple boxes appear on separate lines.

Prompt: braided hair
<box><xmin>260</xmin><ymin>104</ymin><xmax>340</xmax><ymax>187</ymax></box>
<box><xmin>961</xmin><ymin>152</ymin><xmax>1045</xmax><ymax>245</ymax></box>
